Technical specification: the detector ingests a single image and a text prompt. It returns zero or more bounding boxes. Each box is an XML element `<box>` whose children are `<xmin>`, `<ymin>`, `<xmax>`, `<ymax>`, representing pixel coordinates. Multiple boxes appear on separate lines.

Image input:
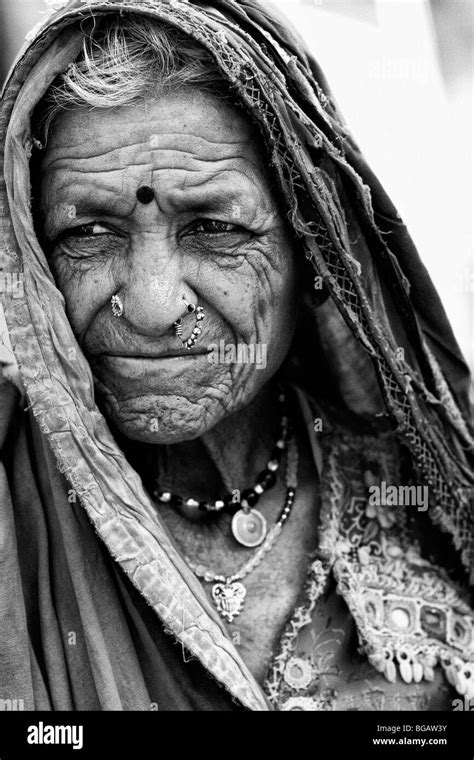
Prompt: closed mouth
<box><xmin>98</xmin><ymin>350</ymin><xmax>210</xmax><ymax>359</ymax></box>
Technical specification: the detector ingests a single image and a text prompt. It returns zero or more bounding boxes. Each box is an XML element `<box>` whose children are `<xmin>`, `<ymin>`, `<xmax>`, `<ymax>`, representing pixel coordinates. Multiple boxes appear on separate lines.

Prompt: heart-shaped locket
<box><xmin>211</xmin><ymin>581</ymin><xmax>247</xmax><ymax>623</ymax></box>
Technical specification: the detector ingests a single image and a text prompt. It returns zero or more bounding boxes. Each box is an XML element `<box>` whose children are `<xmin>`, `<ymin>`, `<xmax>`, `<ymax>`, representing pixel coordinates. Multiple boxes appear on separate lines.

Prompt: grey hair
<box><xmin>35</xmin><ymin>15</ymin><xmax>234</xmax><ymax>144</ymax></box>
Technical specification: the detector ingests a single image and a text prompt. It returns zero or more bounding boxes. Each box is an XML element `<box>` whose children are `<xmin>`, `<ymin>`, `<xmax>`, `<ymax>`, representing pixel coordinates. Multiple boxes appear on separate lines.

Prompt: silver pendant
<box><xmin>231</xmin><ymin>508</ymin><xmax>267</xmax><ymax>547</ymax></box>
<box><xmin>211</xmin><ymin>580</ymin><xmax>246</xmax><ymax>623</ymax></box>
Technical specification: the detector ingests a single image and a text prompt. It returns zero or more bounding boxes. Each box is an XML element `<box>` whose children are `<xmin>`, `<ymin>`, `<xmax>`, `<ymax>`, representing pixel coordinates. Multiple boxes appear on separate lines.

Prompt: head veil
<box><xmin>0</xmin><ymin>0</ymin><xmax>472</xmax><ymax>710</ymax></box>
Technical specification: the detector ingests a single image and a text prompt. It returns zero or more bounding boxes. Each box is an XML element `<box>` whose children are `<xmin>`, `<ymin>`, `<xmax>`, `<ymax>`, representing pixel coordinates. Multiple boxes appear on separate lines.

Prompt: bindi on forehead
<box><xmin>136</xmin><ymin>185</ymin><xmax>155</xmax><ymax>204</ymax></box>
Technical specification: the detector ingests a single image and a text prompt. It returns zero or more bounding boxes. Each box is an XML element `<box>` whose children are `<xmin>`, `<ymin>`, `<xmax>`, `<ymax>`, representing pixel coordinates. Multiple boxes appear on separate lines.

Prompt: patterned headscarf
<box><xmin>0</xmin><ymin>0</ymin><xmax>472</xmax><ymax>710</ymax></box>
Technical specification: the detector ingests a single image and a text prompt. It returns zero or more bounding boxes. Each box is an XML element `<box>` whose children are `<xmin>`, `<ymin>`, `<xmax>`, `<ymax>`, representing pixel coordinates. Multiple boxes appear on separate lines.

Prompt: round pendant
<box><xmin>231</xmin><ymin>508</ymin><xmax>267</xmax><ymax>547</ymax></box>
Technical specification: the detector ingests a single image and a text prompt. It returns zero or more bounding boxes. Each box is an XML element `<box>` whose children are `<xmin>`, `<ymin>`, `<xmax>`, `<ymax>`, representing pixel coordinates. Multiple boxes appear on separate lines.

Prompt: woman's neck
<box><xmin>119</xmin><ymin>381</ymin><xmax>284</xmax><ymax>507</ymax></box>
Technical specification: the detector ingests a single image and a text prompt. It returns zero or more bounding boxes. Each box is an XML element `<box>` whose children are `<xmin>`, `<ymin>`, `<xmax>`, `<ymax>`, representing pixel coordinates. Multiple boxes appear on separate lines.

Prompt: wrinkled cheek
<box><xmin>51</xmin><ymin>260</ymin><xmax>111</xmax><ymax>342</ymax></box>
<box><xmin>48</xmin><ymin>256</ymin><xmax>80</xmax><ymax>314</ymax></box>
<box><xmin>202</xmin><ymin>246</ymin><xmax>294</xmax><ymax>348</ymax></box>
<box><xmin>199</xmin><ymin>263</ymin><xmax>257</xmax><ymax>342</ymax></box>
<box><xmin>251</xmin><ymin>260</ymin><xmax>298</xmax><ymax>366</ymax></box>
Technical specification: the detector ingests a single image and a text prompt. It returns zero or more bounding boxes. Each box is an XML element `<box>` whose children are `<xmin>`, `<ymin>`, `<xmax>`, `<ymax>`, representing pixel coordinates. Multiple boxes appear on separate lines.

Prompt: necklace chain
<box><xmin>184</xmin><ymin>435</ymin><xmax>298</xmax><ymax>623</ymax></box>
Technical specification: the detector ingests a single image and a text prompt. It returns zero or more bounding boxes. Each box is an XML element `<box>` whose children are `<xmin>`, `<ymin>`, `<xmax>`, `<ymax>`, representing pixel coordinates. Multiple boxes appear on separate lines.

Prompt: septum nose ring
<box><xmin>173</xmin><ymin>297</ymin><xmax>204</xmax><ymax>350</ymax></box>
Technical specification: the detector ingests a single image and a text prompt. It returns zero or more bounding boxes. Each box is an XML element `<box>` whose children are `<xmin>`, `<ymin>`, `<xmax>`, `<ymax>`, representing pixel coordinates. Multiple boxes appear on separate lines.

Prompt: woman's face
<box><xmin>40</xmin><ymin>89</ymin><xmax>298</xmax><ymax>442</ymax></box>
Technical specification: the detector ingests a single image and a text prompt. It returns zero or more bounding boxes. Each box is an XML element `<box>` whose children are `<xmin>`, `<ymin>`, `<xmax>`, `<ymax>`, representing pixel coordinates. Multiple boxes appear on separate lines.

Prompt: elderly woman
<box><xmin>0</xmin><ymin>0</ymin><xmax>472</xmax><ymax>712</ymax></box>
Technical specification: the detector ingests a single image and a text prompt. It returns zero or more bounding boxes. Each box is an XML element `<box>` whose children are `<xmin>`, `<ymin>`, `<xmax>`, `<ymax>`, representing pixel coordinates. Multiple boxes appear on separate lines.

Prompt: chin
<box><xmin>98</xmin><ymin>391</ymin><xmax>225</xmax><ymax>444</ymax></box>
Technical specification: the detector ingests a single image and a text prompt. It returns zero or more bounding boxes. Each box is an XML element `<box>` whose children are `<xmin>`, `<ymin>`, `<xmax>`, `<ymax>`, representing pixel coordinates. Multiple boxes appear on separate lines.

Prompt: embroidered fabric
<box><xmin>263</xmin><ymin>420</ymin><xmax>474</xmax><ymax>710</ymax></box>
<box><xmin>264</xmin><ymin>569</ymin><xmax>454</xmax><ymax>711</ymax></box>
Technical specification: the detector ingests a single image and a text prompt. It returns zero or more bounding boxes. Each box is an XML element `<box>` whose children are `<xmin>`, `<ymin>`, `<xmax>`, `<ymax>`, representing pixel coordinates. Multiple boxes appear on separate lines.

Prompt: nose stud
<box><xmin>173</xmin><ymin>298</ymin><xmax>204</xmax><ymax>349</ymax></box>
<box><xmin>111</xmin><ymin>294</ymin><xmax>124</xmax><ymax>317</ymax></box>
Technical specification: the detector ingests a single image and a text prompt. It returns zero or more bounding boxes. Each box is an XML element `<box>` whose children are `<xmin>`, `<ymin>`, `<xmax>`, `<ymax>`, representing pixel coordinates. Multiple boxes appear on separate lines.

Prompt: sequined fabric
<box><xmin>264</xmin><ymin>412</ymin><xmax>473</xmax><ymax>710</ymax></box>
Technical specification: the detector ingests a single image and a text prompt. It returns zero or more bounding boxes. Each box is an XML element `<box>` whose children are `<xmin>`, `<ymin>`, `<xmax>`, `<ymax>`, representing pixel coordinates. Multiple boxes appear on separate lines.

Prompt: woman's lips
<box><xmin>99</xmin><ymin>350</ymin><xmax>209</xmax><ymax>359</ymax></box>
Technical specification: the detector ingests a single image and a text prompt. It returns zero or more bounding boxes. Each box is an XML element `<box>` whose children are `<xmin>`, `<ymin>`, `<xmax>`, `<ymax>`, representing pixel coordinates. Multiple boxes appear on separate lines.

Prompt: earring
<box><xmin>111</xmin><ymin>294</ymin><xmax>124</xmax><ymax>317</ymax></box>
<box><xmin>173</xmin><ymin>299</ymin><xmax>204</xmax><ymax>349</ymax></box>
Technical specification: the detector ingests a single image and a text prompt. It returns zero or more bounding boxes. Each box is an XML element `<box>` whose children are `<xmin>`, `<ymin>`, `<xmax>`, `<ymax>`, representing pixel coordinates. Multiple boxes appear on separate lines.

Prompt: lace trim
<box><xmin>263</xmin><ymin>557</ymin><xmax>330</xmax><ymax>705</ymax></box>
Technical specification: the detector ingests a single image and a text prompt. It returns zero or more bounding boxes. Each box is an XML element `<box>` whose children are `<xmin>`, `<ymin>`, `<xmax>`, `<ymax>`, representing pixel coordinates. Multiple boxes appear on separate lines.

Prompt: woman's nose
<box><xmin>119</xmin><ymin>231</ymin><xmax>189</xmax><ymax>336</ymax></box>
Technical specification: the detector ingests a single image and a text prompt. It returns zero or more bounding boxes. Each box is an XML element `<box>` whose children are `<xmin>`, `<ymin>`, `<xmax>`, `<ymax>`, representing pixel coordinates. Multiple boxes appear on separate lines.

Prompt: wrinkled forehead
<box><xmin>42</xmin><ymin>88</ymin><xmax>255</xmax><ymax>154</ymax></box>
<box><xmin>37</xmin><ymin>90</ymin><xmax>280</xmax><ymax>230</ymax></box>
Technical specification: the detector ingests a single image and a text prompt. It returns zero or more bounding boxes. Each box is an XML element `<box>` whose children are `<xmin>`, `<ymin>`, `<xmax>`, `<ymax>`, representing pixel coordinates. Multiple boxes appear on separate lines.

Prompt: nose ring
<box><xmin>173</xmin><ymin>298</ymin><xmax>204</xmax><ymax>349</ymax></box>
<box><xmin>111</xmin><ymin>294</ymin><xmax>124</xmax><ymax>317</ymax></box>
<box><xmin>183</xmin><ymin>299</ymin><xmax>196</xmax><ymax>314</ymax></box>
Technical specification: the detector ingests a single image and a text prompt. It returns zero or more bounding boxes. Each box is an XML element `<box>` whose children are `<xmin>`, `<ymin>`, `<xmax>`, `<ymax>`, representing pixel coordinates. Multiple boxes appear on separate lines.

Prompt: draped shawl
<box><xmin>0</xmin><ymin>0</ymin><xmax>472</xmax><ymax>710</ymax></box>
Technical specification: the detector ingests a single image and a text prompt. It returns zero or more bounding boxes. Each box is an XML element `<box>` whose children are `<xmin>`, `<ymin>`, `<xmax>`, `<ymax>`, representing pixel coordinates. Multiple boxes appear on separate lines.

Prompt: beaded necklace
<box><xmin>184</xmin><ymin>435</ymin><xmax>298</xmax><ymax>623</ymax></box>
<box><xmin>154</xmin><ymin>390</ymin><xmax>290</xmax><ymax>547</ymax></box>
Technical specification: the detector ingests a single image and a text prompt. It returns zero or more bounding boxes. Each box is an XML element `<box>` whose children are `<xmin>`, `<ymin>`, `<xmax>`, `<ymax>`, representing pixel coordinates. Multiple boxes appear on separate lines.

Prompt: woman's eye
<box><xmin>60</xmin><ymin>222</ymin><xmax>116</xmax><ymax>239</ymax></box>
<box><xmin>186</xmin><ymin>220</ymin><xmax>242</xmax><ymax>236</ymax></box>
